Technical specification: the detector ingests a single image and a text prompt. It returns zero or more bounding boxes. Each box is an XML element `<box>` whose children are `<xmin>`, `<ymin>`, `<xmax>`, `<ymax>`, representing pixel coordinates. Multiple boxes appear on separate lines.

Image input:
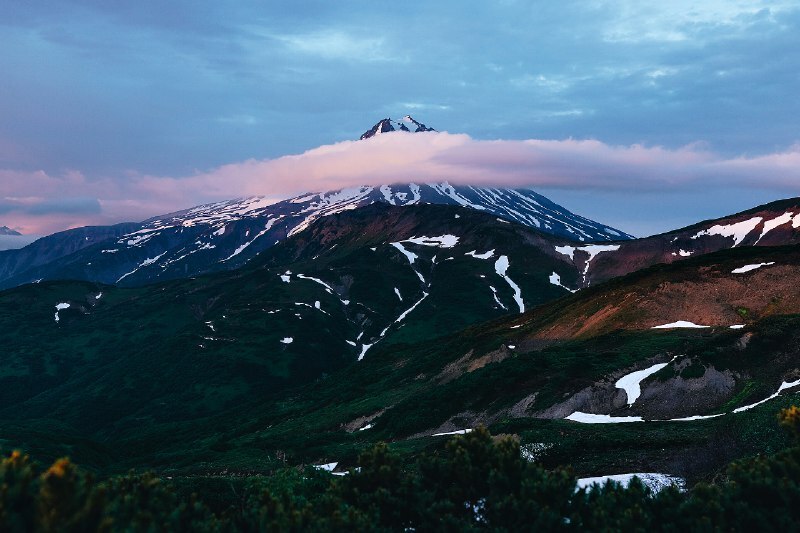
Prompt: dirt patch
<box><xmin>342</xmin><ymin>409</ymin><xmax>386</xmax><ymax>432</ymax></box>
<box><xmin>508</xmin><ymin>393</ymin><xmax>538</xmax><ymax>417</ymax></box>
<box><xmin>436</xmin><ymin>347</ymin><xmax>512</xmax><ymax>384</ymax></box>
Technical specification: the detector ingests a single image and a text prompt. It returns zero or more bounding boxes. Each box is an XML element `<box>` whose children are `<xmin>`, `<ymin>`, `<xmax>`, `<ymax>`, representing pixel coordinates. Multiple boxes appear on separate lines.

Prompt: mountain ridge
<box><xmin>0</xmin><ymin>182</ymin><xmax>631</xmax><ymax>289</ymax></box>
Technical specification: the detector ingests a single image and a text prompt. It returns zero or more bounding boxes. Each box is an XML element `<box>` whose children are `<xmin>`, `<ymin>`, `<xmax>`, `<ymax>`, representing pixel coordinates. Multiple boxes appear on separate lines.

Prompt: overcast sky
<box><xmin>2</xmin><ymin>1</ymin><xmax>799</xmax><ymax>236</ymax></box>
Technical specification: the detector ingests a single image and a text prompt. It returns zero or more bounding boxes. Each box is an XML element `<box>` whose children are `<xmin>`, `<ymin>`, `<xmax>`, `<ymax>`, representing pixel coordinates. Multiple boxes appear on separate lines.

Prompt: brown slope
<box><xmin>521</xmin><ymin>244</ymin><xmax>800</xmax><ymax>343</ymax></box>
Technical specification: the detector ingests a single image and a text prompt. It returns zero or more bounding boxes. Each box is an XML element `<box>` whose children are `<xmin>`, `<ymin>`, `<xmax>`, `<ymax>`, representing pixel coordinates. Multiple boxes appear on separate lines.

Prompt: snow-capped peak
<box><xmin>0</xmin><ymin>226</ymin><xmax>22</xmax><ymax>236</ymax></box>
<box><xmin>360</xmin><ymin>116</ymin><xmax>435</xmax><ymax>139</ymax></box>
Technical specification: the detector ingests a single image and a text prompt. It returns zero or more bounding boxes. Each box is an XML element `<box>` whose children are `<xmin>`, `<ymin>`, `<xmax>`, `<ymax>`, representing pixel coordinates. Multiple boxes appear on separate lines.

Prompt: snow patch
<box><xmin>615</xmin><ymin>360</ymin><xmax>672</xmax><ymax>406</ymax></box>
<box><xmin>429</xmin><ymin>182</ymin><xmax>485</xmax><ymax>210</ymax></box>
<box><xmin>54</xmin><ymin>302</ymin><xmax>70</xmax><ymax>323</ymax></box>
<box><xmin>431</xmin><ymin>429</ymin><xmax>473</xmax><ymax>437</ymax></box>
<box><xmin>358</xmin><ymin>343</ymin><xmax>374</xmax><ymax>361</ymax></box>
<box><xmin>733</xmin><ymin>378</ymin><xmax>800</xmax><ymax>413</ymax></box>
<box><xmin>379</xmin><ymin>185</ymin><xmax>396</xmax><ymax>205</ymax></box>
<box><xmin>577</xmin><ymin>245</ymin><xmax>621</xmax><ymax>284</ymax></box>
<box><xmin>391</xmin><ymin>242</ymin><xmax>418</xmax><ymax>264</ymax></box>
<box><xmin>494</xmin><ymin>255</ymin><xmax>524</xmax><ymax>312</ymax></box>
<box><xmin>402</xmin><ymin>234</ymin><xmax>459</xmax><ymax>248</ymax></box>
<box><xmin>222</xmin><ymin>217</ymin><xmax>282</xmax><ymax>262</ymax></box>
<box><xmin>297</xmin><ymin>274</ymin><xmax>335</xmax><ymax>293</ymax></box>
<box><xmin>652</xmin><ymin>321</ymin><xmax>710</xmax><ymax>329</ymax></box>
<box><xmin>731</xmin><ymin>262</ymin><xmax>775</xmax><ymax>274</ymax></box>
<box><xmin>466</xmin><ymin>249</ymin><xmax>495</xmax><ymax>259</ymax></box>
<box><xmin>671</xmin><ymin>249</ymin><xmax>693</xmax><ymax>257</ymax></box>
<box><xmin>489</xmin><ymin>286</ymin><xmax>507</xmax><ymax>310</ymax></box>
<box><xmin>549</xmin><ymin>272</ymin><xmax>577</xmax><ymax>293</ymax></box>
<box><xmin>692</xmin><ymin>216</ymin><xmax>763</xmax><ymax>247</ymax></box>
<box><xmin>314</xmin><ymin>462</ymin><xmax>337</xmax><ymax>472</ymax></box>
<box><xmin>116</xmin><ymin>252</ymin><xmax>168</xmax><ymax>283</ymax></box>
<box><xmin>395</xmin><ymin>292</ymin><xmax>429</xmax><ymax>324</ymax></box>
<box><xmin>756</xmin><ymin>212</ymin><xmax>793</xmax><ymax>243</ymax></box>
<box><xmin>555</xmin><ymin>244</ymin><xmax>620</xmax><ymax>284</ymax></box>
<box><xmin>565</xmin><ymin>412</ymin><xmax>644</xmax><ymax>423</ymax></box>
<box><xmin>577</xmin><ymin>473</ymin><xmax>685</xmax><ymax>494</ymax></box>
<box><xmin>554</xmin><ymin>246</ymin><xmax>576</xmax><ymax>260</ymax></box>
<box><xmin>668</xmin><ymin>414</ymin><xmax>725</xmax><ymax>422</ymax></box>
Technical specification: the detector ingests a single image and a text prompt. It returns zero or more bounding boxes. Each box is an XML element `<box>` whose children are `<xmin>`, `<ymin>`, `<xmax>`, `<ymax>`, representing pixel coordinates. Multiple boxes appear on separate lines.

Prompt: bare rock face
<box><xmin>359</xmin><ymin>118</ymin><xmax>395</xmax><ymax>139</ymax></box>
<box><xmin>526</xmin><ymin>357</ymin><xmax>737</xmax><ymax>421</ymax></box>
<box><xmin>628</xmin><ymin>366</ymin><xmax>737</xmax><ymax>419</ymax></box>
<box><xmin>533</xmin><ymin>380</ymin><xmax>629</xmax><ymax>420</ymax></box>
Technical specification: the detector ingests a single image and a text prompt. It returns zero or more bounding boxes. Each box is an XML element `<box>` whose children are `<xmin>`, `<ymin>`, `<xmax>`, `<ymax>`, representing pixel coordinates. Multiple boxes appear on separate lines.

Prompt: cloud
<box><xmin>272</xmin><ymin>30</ymin><xmax>402</xmax><ymax>62</ymax></box>
<box><xmin>161</xmin><ymin>132</ymin><xmax>800</xmax><ymax>194</ymax></box>
<box><xmin>3</xmin><ymin>131</ymin><xmax>800</xmax><ymax>235</ymax></box>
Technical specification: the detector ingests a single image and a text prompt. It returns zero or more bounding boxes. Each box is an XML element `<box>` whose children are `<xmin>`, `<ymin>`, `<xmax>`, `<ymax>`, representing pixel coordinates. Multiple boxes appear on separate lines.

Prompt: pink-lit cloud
<box><xmin>3</xmin><ymin>132</ymin><xmax>800</xmax><ymax>234</ymax></box>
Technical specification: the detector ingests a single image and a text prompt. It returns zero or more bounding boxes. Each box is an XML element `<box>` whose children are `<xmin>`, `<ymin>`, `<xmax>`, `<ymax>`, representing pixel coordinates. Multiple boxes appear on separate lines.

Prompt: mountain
<box><xmin>0</xmin><ymin>203</ymin><xmax>588</xmax><ymax>466</ymax></box>
<box><xmin>0</xmin><ymin>182</ymin><xmax>631</xmax><ymax>290</ymax></box>
<box><xmin>0</xmin><ymin>226</ymin><xmax>21</xmax><ymax>236</ymax></box>
<box><xmin>359</xmin><ymin>115</ymin><xmax>435</xmax><ymax>139</ymax></box>
<box><xmin>0</xmin><ymin>223</ymin><xmax>140</xmax><ymax>283</ymax></box>
<box><xmin>545</xmin><ymin>197</ymin><xmax>800</xmax><ymax>289</ymax></box>
<box><xmin>0</xmin><ymin>118</ymin><xmax>635</xmax><ymax>289</ymax></box>
<box><xmin>1</xmin><ymin>202</ymin><xmax>799</xmax><ymax>480</ymax></box>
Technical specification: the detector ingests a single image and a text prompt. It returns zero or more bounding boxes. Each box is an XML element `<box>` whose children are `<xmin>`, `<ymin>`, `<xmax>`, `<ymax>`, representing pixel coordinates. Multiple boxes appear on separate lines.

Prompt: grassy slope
<box><xmin>0</xmin><ymin>205</ymin><xmax>580</xmax><ymax>471</ymax></box>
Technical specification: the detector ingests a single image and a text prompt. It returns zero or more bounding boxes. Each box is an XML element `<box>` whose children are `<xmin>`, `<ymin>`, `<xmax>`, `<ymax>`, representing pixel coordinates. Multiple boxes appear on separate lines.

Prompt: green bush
<box><xmin>3</xmin><ymin>409</ymin><xmax>800</xmax><ymax>531</ymax></box>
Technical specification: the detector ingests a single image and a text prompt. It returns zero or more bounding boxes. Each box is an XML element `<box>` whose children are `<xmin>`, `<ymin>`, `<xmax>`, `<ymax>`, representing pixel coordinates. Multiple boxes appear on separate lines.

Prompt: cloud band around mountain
<box><xmin>3</xmin><ymin>132</ymin><xmax>800</xmax><ymax>234</ymax></box>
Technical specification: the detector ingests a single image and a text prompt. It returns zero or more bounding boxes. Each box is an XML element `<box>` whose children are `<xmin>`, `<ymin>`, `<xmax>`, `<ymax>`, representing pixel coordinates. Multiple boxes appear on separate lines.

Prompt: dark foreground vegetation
<box><xmin>2</xmin><ymin>407</ymin><xmax>799</xmax><ymax>532</ymax></box>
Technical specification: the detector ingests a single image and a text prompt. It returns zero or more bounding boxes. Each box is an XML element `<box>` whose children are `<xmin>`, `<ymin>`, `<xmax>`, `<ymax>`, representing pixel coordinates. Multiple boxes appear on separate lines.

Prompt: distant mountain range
<box><xmin>0</xmin><ymin>226</ymin><xmax>21</xmax><ymax>236</ymax></box>
<box><xmin>0</xmin><ymin>181</ymin><xmax>634</xmax><ymax>289</ymax></box>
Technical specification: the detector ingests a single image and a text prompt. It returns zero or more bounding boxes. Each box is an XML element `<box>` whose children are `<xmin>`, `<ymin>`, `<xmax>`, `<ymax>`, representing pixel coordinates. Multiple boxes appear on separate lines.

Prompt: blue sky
<box><xmin>1</xmin><ymin>1</ymin><xmax>799</xmax><ymax>235</ymax></box>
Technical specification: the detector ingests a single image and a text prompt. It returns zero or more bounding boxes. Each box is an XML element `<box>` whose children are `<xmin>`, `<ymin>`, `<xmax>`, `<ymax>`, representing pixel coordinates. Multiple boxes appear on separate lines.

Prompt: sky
<box><xmin>1</xmin><ymin>0</ymin><xmax>799</xmax><ymax>237</ymax></box>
